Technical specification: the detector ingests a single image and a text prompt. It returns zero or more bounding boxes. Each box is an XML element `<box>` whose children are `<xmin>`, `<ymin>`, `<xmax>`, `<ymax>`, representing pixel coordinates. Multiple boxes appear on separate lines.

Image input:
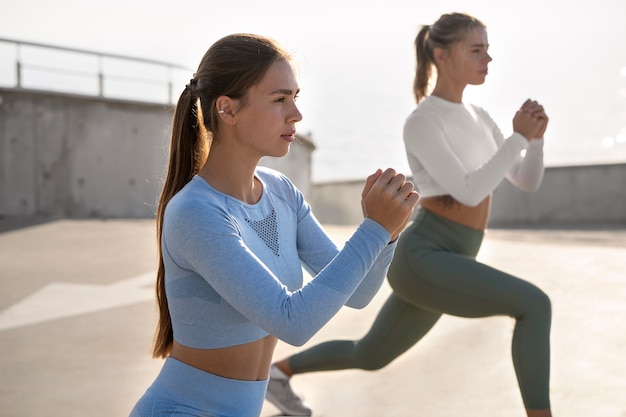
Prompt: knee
<box><xmin>523</xmin><ymin>288</ymin><xmax>552</xmax><ymax>321</ymax></box>
<box><xmin>536</xmin><ymin>289</ymin><xmax>552</xmax><ymax>317</ymax></box>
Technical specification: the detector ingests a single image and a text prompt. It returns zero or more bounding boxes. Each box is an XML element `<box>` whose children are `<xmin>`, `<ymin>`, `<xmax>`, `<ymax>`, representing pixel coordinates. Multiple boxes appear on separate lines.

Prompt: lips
<box><xmin>281</xmin><ymin>131</ymin><xmax>296</xmax><ymax>142</ymax></box>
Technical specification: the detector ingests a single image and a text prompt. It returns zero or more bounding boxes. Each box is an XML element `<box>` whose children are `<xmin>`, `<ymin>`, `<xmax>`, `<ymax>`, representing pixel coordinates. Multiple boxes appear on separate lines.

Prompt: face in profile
<box><xmin>443</xmin><ymin>26</ymin><xmax>492</xmax><ymax>87</ymax></box>
<box><xmin>231</xmin><ymin>59</ymin><xmax>303</xmax><ymax>159</ymax></box>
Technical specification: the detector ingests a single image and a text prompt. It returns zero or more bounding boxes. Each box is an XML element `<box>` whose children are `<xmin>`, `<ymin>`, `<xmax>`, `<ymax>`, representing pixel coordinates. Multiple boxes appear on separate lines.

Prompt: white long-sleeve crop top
<box><xmin>161</xmin><ymin>167</ymin><xmax>395</xmax><ymax>349</ymax></box>
<box><xmin>403</xmin><ymin>95</ymin><xmax>545</xmax><ymax>206</ymax></box>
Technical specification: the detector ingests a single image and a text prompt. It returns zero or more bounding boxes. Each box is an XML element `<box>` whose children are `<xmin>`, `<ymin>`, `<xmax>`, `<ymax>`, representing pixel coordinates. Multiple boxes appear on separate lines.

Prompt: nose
<box><xmin>290</xmin><ymin>103</ymin><xmax>303</xmax><ymax>124</ymax></box>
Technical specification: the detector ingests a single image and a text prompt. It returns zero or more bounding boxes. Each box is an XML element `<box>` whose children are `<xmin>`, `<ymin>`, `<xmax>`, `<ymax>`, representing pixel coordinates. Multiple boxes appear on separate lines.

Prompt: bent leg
<box><xmin>289</xmin><ymin>293</ymin><xmax>441</xmax><ymax>373</ymax></box>
<box><xmin>388</xmin><ymin>246</ymin><xmax>552</xmax><ymax>410</ymax></box>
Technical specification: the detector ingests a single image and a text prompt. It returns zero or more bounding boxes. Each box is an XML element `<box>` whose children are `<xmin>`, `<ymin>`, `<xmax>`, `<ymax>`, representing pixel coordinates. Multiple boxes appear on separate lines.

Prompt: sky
<box><xmin>2</xmin><ymin>0</ymin><xmax>626</xmax><ymax>180</ymax></box>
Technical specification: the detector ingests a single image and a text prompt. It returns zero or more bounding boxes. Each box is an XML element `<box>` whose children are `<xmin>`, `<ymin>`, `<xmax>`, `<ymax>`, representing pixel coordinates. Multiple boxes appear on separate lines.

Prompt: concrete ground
<box><xmin>0</xmin><ymin>219</ymin><xmax>624</xmax><ymax>417</ymax></box>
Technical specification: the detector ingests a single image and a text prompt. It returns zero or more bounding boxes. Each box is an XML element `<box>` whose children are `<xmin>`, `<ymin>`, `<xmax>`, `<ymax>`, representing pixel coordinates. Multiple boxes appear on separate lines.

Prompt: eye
<box><xmin>275</xmin><ymin>94</ymin><xmax>298</xmax><ymax>103</ymax></box>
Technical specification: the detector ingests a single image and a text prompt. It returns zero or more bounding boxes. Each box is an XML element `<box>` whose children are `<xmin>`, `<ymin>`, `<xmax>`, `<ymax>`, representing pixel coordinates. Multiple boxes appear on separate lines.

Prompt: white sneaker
<box><xmin>265</xmin><ymin>365</ymin><xmax>313</xmax><ymax>416</ymax></box>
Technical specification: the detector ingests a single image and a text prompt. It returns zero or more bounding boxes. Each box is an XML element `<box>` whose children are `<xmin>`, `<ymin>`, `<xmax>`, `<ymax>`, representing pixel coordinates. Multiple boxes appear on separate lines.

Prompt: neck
<box><xmin>430</xmin><ymin>81</ymin><xmax>465</xmax><ymax>103</ymax></box>
<box><xmin>199</xmin><ymin>145</ymin><xmax>261</xmax><ymax>204</ymax></box>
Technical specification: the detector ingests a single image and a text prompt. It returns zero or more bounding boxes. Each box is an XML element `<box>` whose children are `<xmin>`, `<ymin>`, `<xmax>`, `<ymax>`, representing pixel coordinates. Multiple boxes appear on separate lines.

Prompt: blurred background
<box><xmin>2</xmin><ymin>0</ymin><xmax>625</xmax><ymax>183</ymax></box>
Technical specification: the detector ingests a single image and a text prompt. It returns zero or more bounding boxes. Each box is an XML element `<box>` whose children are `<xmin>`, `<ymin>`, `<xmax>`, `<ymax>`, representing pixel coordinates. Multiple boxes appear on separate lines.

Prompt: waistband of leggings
<box><xmin>153</xmin><ymin>357</ymin><xmax>268</xmax><ymax>413</ymax></box>
<box><xmin>410</xmin><ymin>208</ymin><xmax>484</xmax><ymax>252</ymax></box>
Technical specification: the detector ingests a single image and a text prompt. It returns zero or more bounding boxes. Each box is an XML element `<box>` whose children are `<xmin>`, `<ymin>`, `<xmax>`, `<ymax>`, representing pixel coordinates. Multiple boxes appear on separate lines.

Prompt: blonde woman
<box><xmin>268</xmin><ymin>13</ymin><xmax>553</xmax><ymax>417</ymax></box>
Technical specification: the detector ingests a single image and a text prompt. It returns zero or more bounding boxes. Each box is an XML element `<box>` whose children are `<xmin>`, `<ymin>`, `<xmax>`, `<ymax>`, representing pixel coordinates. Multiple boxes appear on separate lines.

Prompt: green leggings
<box><xmin>289</xmin><ymin>209</ymin><xmax>551</xmax><ymax>409</ymax></box>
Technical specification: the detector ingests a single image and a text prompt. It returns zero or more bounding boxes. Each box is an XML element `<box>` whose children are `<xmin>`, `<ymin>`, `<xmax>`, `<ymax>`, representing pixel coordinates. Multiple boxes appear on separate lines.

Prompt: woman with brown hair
<box><xmin>127</xmin><ymin>33</ymin><xmax>418</xmax><ymax>417</ymax></box>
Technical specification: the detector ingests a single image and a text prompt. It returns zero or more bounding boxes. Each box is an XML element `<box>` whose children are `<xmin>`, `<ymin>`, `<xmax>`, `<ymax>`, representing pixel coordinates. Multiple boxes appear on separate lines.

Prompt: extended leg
<box><xmin>287</xmin><ymin>292</ymin><xmax>441</xmax><ymax>373</ymax></box>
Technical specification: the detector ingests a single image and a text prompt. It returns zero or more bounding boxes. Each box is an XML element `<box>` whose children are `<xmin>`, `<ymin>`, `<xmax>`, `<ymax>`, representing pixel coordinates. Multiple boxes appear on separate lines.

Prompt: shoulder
<box><xmin>469</xmin><ymin>103</ymin><xmax>497</xmax><ymax>125</ymax></box>
<box><xmin>165</xmin><ymin>177</ymin><xmax>228</xmax><ymax>226</ymax></box>
<box><xmin>405</xmin><ymin>97</ymin><xmax>450</xmax><ymax>126</ymax></box>
<box><xmin>404</xmin><ymin>101</ymin><xmax>446</xmax><ymax>138</ymax></box>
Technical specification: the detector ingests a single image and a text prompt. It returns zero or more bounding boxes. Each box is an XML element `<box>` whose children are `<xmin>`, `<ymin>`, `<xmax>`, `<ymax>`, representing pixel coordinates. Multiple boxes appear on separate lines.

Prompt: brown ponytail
<box><xmin>152</xmin><ymin>83</ymin><xmax>209</xmax><ymax>358</ymax></box>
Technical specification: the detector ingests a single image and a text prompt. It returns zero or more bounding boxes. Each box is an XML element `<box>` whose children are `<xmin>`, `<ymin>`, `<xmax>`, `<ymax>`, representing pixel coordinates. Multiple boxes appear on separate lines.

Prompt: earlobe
<box><xmin>215</xmin><ymin>96</ymin><xmax>231</xmax><ymax>116</ymax></box>
<box><xmin>215</xmin><ymin>96</ymin><xmax>238</xmax><ymax>124</ymax></box>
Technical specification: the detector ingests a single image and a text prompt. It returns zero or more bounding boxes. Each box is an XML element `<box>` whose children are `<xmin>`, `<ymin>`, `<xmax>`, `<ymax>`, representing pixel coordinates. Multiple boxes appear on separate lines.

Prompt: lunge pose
<box><xmin>267</xmin><ymin>13</ymin><xmax>553</xmax><ymax>417</ymax></box>
<box><xmin>128</xmin><ymin>33</ymin><xmax>418</xmax><ymax>417</ymax></box>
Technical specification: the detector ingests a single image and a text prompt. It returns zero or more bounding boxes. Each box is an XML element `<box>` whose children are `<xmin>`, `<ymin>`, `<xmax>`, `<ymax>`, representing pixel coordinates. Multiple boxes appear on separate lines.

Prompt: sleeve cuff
<box><xmin>509</xmin><ymin>132</ymin><xmax>530</xmax><ymax>149</ymax></box>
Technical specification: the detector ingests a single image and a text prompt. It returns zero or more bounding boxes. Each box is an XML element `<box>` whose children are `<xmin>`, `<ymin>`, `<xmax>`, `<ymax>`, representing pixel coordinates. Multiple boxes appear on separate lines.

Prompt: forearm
<box><xmin>345</xmin><ymin>240</ymin><xmax>396</xmax><ymax>308</ymax></box>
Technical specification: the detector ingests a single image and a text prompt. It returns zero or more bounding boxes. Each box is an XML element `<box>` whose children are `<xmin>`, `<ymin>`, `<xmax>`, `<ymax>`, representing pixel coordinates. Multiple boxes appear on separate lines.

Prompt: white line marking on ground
<box><xmin>0</xmin><ymin>272</ymin><xmax>155</xmax><ymax>331</ymax></box>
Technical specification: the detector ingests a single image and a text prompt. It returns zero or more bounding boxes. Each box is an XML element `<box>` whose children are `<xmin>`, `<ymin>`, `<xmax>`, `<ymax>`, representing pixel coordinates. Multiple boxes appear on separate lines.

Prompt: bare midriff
<box><xmin>418</xmin><ymin>194</ymin><xmax>492</xmax><ymax>231</ymax></box>
<box><xmin>170</xmin><ymin>335</ymin><xmax>278</xmax><ymax>381</ymax></box>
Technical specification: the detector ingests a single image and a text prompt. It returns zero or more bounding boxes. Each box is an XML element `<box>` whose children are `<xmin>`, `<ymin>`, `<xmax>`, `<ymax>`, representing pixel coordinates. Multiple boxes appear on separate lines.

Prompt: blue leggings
<box><xmin>129</xmin><ymin>357</ymin><xmax>268</xmax><ymax>417</ymax></box>
<box><xmin>289</xmin><ymin>209</ymin><xmax>551</xmax><ymax>409</ymax></box>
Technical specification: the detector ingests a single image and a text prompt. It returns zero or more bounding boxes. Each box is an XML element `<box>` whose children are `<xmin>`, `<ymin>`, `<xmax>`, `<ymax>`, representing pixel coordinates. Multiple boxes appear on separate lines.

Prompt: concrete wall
<box><xmin>309</xmin><ymin>164</ymin><xmax>626</xmax><ymax>227</ymax></box>
<box><xmin>0</xmin><ymin>88</ymin><xmax>314</xmax><ymax>220</ymax></box>
<box><xmin>2</xmin><ymin>88</ymin><xmax>624</xmax><ymax>227</ymax></box>
<box><xmin>489</xmin><ymin>163</ymin><xmax>626</xmax><ymax>227</ymax></box>
<box><xmin>0</xmin><ymin>89</ymin><xmax>172</xmax><ymax>219</ymax></box>
<box><xmin>311</xmin><ymin>180</ymin><xmax>366</xmax><ymax>225</ymax></box>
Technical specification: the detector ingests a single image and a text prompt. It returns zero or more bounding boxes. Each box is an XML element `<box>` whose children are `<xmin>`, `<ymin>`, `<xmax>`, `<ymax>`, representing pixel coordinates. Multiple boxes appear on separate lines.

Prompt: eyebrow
<box><xmin>270</xmin><ymin>88</ymin><xmax>299</xmax><ymax>95</ymax></box>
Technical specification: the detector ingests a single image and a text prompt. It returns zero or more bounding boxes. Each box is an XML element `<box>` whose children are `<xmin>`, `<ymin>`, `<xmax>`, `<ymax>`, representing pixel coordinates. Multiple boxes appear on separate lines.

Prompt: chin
<box><xmin>273</xmin><ymin>147</ymin><xmax>291</xmax><ymax>159</ymax></box>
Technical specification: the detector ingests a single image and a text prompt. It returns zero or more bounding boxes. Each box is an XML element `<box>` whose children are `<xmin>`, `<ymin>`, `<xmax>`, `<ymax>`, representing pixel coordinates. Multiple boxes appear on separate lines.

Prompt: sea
<box><xmin>296</xmin><ymin>57</ymin><xmax>626</xmax><ymax>183</ymax></box>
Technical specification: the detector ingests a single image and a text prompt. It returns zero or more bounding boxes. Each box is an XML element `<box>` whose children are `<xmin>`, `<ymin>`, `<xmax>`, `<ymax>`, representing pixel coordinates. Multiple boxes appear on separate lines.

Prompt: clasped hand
<box><xmin>513</xmin><ymin>98</ymin><xmax>549</xmax><ymax>140</ymax></box>
<box><xmin>361</xmin><ymin>168</ymin><xmax>420</xmax><ymax>241</ymax></box>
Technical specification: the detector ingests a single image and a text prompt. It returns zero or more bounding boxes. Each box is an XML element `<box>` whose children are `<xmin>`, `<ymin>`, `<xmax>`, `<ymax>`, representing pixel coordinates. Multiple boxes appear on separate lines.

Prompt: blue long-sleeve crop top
<box><xmin>162</xmin><ymin>167</ymin><xmax>395</xmax><ymax>349</ymax></box>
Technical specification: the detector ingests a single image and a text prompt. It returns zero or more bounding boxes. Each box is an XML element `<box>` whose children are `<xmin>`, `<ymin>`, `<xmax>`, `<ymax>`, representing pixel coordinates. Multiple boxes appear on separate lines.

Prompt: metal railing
<box><xmin>0</xmin><ymin>37</ymin><xmax>192</xmax><ymax>104</ymax></box>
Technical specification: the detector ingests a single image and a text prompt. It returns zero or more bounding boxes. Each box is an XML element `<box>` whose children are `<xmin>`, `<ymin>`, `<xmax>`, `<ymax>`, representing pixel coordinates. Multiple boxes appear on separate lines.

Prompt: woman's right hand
<box><xmin>513</xmin><ymin>99</ymin><xmax>547</xmax><ymax>141</ymax></box>
<box><xmin>361</xmin><ymin>168</ymin><xmax>420</xmax><ymax>239</ymax></box>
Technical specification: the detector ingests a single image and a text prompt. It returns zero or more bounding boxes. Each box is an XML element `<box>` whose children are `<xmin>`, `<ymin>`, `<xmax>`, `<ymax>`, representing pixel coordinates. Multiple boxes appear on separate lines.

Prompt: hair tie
<box><xmin>187</xmin><ymin>78</ymin><xmax>197</xmax><ymax>93</ymax></box>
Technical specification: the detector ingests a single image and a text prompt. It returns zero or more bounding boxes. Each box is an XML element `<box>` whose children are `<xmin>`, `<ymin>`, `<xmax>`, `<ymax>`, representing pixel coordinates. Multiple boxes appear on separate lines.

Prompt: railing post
<box><xmin>15</xmin><ymin>42</ymin><xmax>22</xmax><ymax>88</ymax></box>
<box><xmin>167</xmin><ymin>65</ymin><xmax>175</xmax><ymax>105</ymax></box>
<box><xmin>97</xmin><ymin>54</ymin><xmax>104</xmax><ymax>97</ymax></box>
<box><xmin>16</xmin><ymin>61</ymin><xmax>22</xmax><ymax>88</ymax></box>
